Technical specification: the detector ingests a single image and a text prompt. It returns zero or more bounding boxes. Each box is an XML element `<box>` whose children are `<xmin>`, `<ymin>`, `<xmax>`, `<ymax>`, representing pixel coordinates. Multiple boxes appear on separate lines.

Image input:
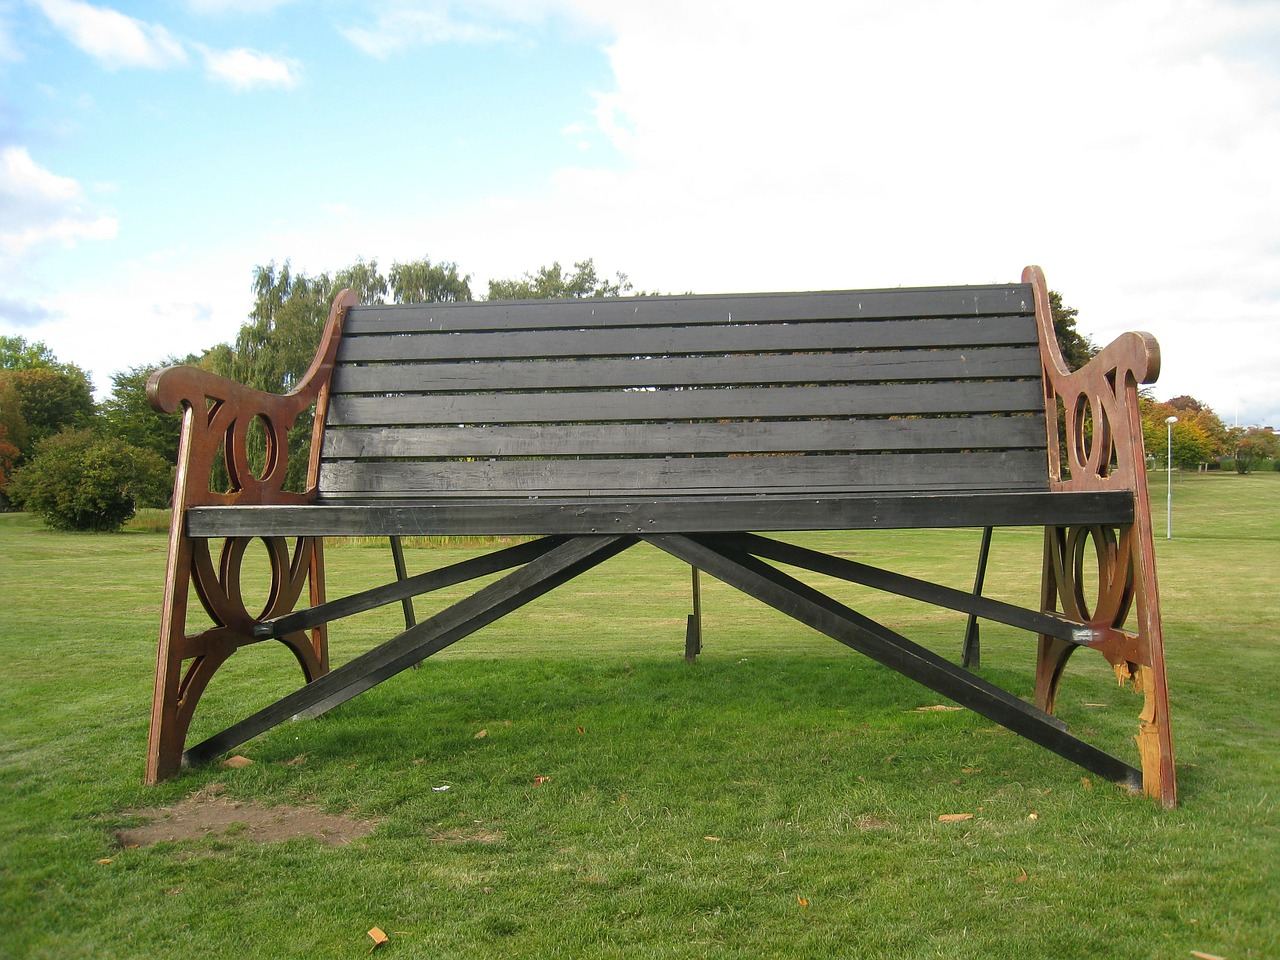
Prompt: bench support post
<box><xmin>388</xmin><ymin>536</ymin><xmax>417</xmax><ymax>629</ymax></box>
<box><xmin>685</xmin><ymin>566</ymin><xmax>703</xmax><ymax>662</ymax></box>
<box><xmin>961</xmin><ymin>527</ymin><xmax>993</xmax><ymax>669</ymax></box>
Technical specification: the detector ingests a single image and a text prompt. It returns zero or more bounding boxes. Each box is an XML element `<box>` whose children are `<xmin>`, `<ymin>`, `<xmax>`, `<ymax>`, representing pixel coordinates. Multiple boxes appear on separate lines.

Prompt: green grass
<box><xmin>1</xmin><ymin>471</ymin><xmax>1277</xmax><ymax>959</ymax></box>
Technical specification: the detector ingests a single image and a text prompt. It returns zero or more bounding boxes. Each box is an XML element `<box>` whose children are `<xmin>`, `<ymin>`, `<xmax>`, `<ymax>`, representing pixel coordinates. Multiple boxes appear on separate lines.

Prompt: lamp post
<box><xmin>1165</xmin><ymin>416</ymin><xmax>1179</xmax><ymax>539</ymax></box>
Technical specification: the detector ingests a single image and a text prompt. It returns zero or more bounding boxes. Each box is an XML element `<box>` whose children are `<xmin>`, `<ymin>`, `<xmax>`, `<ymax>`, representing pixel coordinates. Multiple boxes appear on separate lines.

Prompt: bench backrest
<box><xmin>318</xmin><ymin>283</ymin><xmax>1049</xmax><ymax>502</ymax></box>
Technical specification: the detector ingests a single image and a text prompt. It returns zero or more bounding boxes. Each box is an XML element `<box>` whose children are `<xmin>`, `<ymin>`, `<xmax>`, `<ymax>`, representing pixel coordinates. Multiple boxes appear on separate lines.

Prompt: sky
<box><xmin>1</xmin><ymin>0</ymin><xmax>1278</xmax><ymax>428</ymax></box>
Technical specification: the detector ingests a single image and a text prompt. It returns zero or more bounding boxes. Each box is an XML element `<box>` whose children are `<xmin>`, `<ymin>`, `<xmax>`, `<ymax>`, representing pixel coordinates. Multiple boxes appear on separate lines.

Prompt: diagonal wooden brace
<box><xmin>646</xmin><ymin>533</ymin><xmax>1143</xmax><ymax>792</ymax></box>
<box><xmin>183</xmin><ymin>534</ymin><xmax>635</xmax><ymax>769</ymax></box>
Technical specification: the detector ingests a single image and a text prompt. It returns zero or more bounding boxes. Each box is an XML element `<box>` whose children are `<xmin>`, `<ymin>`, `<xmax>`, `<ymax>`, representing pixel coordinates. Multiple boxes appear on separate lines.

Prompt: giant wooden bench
<box><xmin>144</xmin><ymin>265</ymin><xmax>1176</xmax><ymax>806</ymax></box>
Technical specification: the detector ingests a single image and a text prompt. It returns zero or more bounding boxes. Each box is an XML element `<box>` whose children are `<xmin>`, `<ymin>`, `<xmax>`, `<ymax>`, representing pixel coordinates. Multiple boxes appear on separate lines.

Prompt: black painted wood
<box><xmin>185</xmin><ymin>535</ymin><xmax>635</xmax><ymax>767</ymax></box>
<box><xmin>322</xmin><ymin>416</ymin><xmax>1048</xmax><ymax>461</ymax></box>
<box><xmin>253</xmin><ymin>536</ymin><xmax>566</xmax><ymax>639</ymax></box>
<box><xmin>710</xmin><ymin>532</ymin><xmax>1091</xmax><ymax>644</ymax></box>
<box><xmin>337</xmin><ymin>314</ymin><xmax>1040</xmax><ymax>363</ymax></box>
<box><xmin>318</xmin><ymin>450</ymin><xmax>1050</xmax><ymax>499</ymax></box>
<box><xmin>645</xmin><ymin>533</ymin><xmax>1143</xmax><ymax>789</ymax></box>
<box><xmin>330</xmin><ymin>346</ymin><xmax>1041</xmax><ymax>394</ymax></box>
<box><xmin>326</xmin><ymin>381</ymin><xmax>1043</xmax><ymax>429</ymax></box>
<box><xmin>340</xmin><ymin>284</ymin><xmax>1036</xmax><ymax>335</ymax></box>
<box><xmin>185</xmin><ymin>491</ymin><xmax>1135</xmax><ymax>538</ymax></box>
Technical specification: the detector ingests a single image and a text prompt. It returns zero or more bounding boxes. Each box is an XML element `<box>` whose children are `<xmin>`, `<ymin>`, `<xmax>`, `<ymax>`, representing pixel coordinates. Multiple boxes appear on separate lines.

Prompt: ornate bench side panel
<box><xmin>143</xmin><ymin>290</ymin><xmax>356</xmax><ymax>783</ymax></box>
<box><xmin>1025</xmin><ymin>265</ymin><xmax>1176</xmax><ymax>806</ymax></box>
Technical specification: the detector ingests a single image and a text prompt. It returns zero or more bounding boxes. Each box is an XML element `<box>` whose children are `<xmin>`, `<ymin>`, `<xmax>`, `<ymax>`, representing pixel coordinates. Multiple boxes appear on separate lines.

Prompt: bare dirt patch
<box><xmin>116</xmin><ymin>784</ymin><xmax>378</xmax><ymax>849</ymax></box>
<box><xmin>428</xmin><ymin>826</ymin><xmax>505</xmax><ymax>845</ymax></box>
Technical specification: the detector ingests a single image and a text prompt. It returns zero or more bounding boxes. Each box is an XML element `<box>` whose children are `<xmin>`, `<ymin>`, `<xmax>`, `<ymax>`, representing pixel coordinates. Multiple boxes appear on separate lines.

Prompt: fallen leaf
<box><xmin>1027</xmin><ymin>812</ymin><xmax>1040</xmax><ymax>820</ymax></box>
<box><xmin>533</xmin><ymin>775</ymin><xmax>551</xmax><ymax>786</ymax></box>
<box><xmin>221</xmin><ymin>755</ymin><xmax>254</xmax><ymax>769</ymax></box>
<box><xmin>1189</xmin><ymin>952</ymin><xmax>1227</xmax><ymax>960</ymax></box>
<box><xmin>474</xmin><ymin>728</ymin><xmax>488</xmax><ymax>739</ymax></box>
<box><xmin>937</xmin><ymin>813</ymin><xmax>974</xmax><ymax>823</ymax></box>
<box><xmin>703</xmin><ymin>836</ymin><xmax>721</xmax><ymax>842</ymax></box>
<box><xmin>961</xmin><ymin>768</ymin><xmax>983</xmax><ymax>774</ymax></box>
<box><xmin>796</xmin><ymin>896</ymin><xmax>810</xmax><ymax>907</ymax></box>
<box><xmin>577</xmin><ymin>726</ymin><xmax>585</xmax><ymax>735</ymax></box>
<box><xmin>1015</xmin><ymin>868</ymin><xmax>1028</xmax><ymax>884</ymax></box>
<box><xmin>368</xmin><ymin>927</ymin><xmax>389</xmax><ymax>952</ymax></box>
<box><xmin>914</xmin><ymin>705</ymin><xmax>964</xmax><ymax>712</ymax></box>
<box><xmin>96</xmin><ymin>858</ymin><xmax>113</xmax><ymax>865</ymax></box>
<box><xmin>1080</xmin><ymin>777</ymin><xmax>1093</xmax><ymax>790</ymax></box>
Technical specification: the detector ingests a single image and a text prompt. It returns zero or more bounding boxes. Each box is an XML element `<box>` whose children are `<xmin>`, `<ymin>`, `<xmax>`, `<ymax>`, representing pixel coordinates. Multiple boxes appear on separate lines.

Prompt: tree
<box><xmin>0</xmin><ymin>365</ymin><xmax>95</xmax><ymax>446</ymax></box>
<box><xmin>1048</xmin><ymin>291</ymin><xmax>1096</xmax><ymax>370</ymax></box>
<box><xmin>0</xmin><ymin>423</ymin><xmax>19</xmax><ymax>505</ymax></box>
<box><xmin>1139</xmin><ymin>395</ymin><xmax>1230</xmax><ymax>467</ymax></box>
<box><xmin>99</xmin><ymin>362</ymin><xmax>187</xmax><ymax>465</ymax></box>
<box><xmin>8</xmin><ymin>427</ymin><xmax>172</xmax><ymax>532</ymax></box>
<box><xmin>1</xmin><ymin>335</ymin><xmax>66</xmax><ymax>371</ymax></box>
<box><xmin>487</xmin><ymin>259</ymin><xmax>632</xmax><ymax>300</ymax></box>
<box><xmin>388</xmin><ymin>257</ymin><xmax>472</xmax><ymax>303</ymax></box>
<box><xmin>1227</xmin><ymin>426</ymin><xmax>1277</xmax><ymax>474</ymax></box>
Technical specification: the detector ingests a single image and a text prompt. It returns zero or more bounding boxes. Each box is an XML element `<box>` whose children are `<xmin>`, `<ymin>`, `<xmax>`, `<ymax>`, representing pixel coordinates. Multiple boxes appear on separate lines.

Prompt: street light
<box><xmin>1165</xmin><ymin>416</ymin><xmax>1179</xmax><ymax>539</ymax></box>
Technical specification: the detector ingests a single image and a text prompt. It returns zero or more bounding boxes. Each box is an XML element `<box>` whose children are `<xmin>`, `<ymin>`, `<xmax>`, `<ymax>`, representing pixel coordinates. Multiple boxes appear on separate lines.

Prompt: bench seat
<box><xmin>185</xmin><ymin>490</ymin><xmax>1136</xmax><ymax>538</ymax></box>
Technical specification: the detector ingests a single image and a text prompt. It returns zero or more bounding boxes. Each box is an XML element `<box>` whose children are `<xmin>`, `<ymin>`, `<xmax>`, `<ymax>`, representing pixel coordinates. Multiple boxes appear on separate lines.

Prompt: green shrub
<box><xmin>7</xmin><ymin>428</ymin><xmax>172</xmax><ymax>532</ymax></box>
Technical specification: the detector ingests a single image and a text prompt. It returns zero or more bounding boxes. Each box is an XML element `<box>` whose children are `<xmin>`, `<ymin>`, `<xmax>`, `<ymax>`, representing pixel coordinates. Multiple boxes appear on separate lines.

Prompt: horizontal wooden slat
<box><xmin>322</xmin><ymin>415</ymin><xmax>1047</xmax><ymax>460</ymax></box>
<box><xmin>317</xmin><ymin>450</ymin><xmax>1049</xmax><ymax>499</ymax></box>
<box><xmin>341</xmin><ymin>285</ymin><xmax>1034</xmax><ymax>334</ymax></box>
<box><xmin>327</xmin><ymin>379</ymin><xmax>1044</xmax><ymax>427</ymax></box>
<box><xmin>184</xmin><ymin>490</ymin><xmax>1132</xmax><ymax>538</ymax></box>
<box><xmin>337</xmin><ymin>315</ymin><xmax>1039</xmax><ymax>363</ymax></box>
<box><xmin>330</xmin><ymin>346</ymin><xmax>1041</xmax><ymax>395</ymax></box>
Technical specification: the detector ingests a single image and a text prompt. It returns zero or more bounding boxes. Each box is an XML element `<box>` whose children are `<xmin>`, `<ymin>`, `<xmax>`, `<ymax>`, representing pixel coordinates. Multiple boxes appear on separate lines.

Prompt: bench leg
<box><xmin>145</xmin><ymin>533</ymin><xmax>328</xmax><ymax>784</ymax></box>
<box><xmin>685</xmin><ymin>566</ymin><xmax>703</xmax><ymax>662</ymax></box>
<box><xmin>1038</xmin><ymin>522</ymin><xmax>1176</xmax><ymax>807</ymax></box>
<box><xmin>961</xmin><ymin>527</ymin><xmax>993</xmax><ymax>669</ymax></box>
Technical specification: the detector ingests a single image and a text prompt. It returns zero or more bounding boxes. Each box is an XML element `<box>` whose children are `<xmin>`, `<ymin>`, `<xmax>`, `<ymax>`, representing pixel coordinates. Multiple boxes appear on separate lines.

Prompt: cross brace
<box><xmin>183</xmin><ymin>531</ymin><xmax>1141</xmax><ymax>793</ymax></box>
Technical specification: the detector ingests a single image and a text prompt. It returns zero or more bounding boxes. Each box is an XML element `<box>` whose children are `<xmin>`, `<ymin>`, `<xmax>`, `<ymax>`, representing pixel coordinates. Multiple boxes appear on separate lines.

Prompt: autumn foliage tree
<box><xmin>1139</xmin><ymin>395</ymin><xmax>1228</xmax><ymax>469</ymax></box>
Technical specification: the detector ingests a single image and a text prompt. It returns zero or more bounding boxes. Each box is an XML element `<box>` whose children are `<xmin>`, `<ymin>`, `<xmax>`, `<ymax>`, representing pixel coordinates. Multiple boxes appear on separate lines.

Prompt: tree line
<box><xmin>0</xmin><ymin>256</ymin><xmax>634</xmax><ymax>529</ymax></box>
<box><xmin>2</xmin><ymin>255</ymin><xmax>1269</xmax><ymax>531</ymax></box>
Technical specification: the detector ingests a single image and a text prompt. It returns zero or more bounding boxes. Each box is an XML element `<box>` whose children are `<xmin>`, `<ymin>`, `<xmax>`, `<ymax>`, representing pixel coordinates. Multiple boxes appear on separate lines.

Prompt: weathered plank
<box><xmin>337</xmin><ymin>314</ymin><xmax>1040</xmax><ymax>363</ymax></box>
<box><xmin>183</xmin><ymin>491</ymin><xmax>1135</xmax><ymax>538</ymax></box>
<box><xmin>317</xmin><ymin>450</ymin><xmax>1050</xmax><ymax>499</ymax></box>
<box><xmin>341</xmin><ymin>284</ymin><xmax>1035</xmax><ymax>335</ymax></box>
<box><xmin>329</xmin><ymin>346</ymin><xmax>1042</xmax><ymax>395</ymax></box>
<box><xmin>327</xmin><ymin>380</ymin><xmax>1044</xmax><ymax>427</ymax></box>
<box><xmin>322</xmin><ymin>415</ymin><xmax>1048</xmax><ymax>460</ymax></box>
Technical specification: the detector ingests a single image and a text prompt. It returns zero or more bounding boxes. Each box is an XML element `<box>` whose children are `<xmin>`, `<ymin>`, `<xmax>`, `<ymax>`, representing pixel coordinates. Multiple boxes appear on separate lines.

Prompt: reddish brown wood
<box><xmin>1025</xmin><ymin>265</ymin><xmax>1176</xmax><ymax>807</ymax></box>
<box><xmin>144</xmin><ymin>291</ymin><xmax>356</xmax><ymax>783</ymax></box>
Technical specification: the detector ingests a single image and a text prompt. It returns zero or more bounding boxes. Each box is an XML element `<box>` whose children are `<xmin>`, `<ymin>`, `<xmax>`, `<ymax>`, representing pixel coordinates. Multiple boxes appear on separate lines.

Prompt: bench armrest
<box><xmin>148</xmin><ymin>290</ymin><xmax>357</xmax><ymax>509</ymax></box>
<box><xmin>1024</xmin><ymin>266</ymin><xmax>1159</xmax><ymax>489</ymax></box>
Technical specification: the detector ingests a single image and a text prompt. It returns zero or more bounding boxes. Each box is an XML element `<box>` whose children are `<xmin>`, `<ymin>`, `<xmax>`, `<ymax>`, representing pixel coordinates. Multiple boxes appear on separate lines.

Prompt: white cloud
<box><xmin>34</xmin><ymin>0</ymin><xmax>187</xmax><ymax>70</ymax></box>
<box><xmin>380</xmin><ymin>0</ymin><xmax>1280</xmax><ymax>424</ymax></box>
<box><xmin>0</xmin><ymin>146</ymin><xmax>117</xmax><ymax>258</ymax></box>
<box><xmin>186</xmin><ymin>0</ymin><xmax>298</xmax><ymax>13</ymax></box>
<box><xmin>201</xmin><ymin>46</ymin><xmax>301</xmax><ymax>90</ymax></box>
<box><xmin>342</xmin><ymin>4</ymin><xmax>516</xmax><ymax>58</ymax></box>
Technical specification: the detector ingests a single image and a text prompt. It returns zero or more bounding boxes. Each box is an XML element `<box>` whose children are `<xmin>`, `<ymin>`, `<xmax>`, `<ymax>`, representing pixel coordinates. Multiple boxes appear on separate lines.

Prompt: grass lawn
<box><xmin>1</xmin><ymin>470</ymin><xmax>1277</xmax><ymax>959</ymax></box>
